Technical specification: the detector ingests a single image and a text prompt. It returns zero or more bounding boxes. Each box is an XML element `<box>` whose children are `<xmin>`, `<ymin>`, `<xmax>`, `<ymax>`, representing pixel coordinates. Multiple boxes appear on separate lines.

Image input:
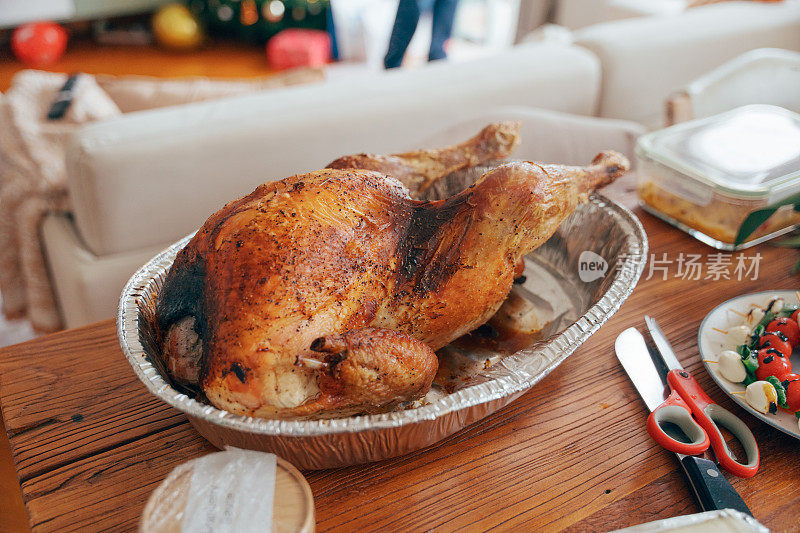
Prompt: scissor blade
<box><xmin>615</xmin><ymin>327</ymin><xmax>667</xmax><ymax>412</ymax></box>
<box><xmin>645</xmin><ymin>315</ymin><xmax>683</xmax><ymax>371</ymax></box>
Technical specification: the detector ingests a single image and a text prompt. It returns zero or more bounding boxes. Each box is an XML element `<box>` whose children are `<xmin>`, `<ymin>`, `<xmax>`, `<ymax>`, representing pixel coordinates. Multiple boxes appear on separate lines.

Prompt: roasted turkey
<box><xmin>155</xmin><ymin>123</ymin><xmax>629</xmax><ymax>419</ymax></box>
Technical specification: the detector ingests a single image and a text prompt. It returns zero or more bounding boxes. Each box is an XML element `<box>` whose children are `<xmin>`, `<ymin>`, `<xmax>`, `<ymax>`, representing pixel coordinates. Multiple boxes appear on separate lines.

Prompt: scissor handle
<box><xmin>647</xmin><ymin>389</ymin><xmax>710</xmax><ymax>455</ymax></box>
<box><xmin>667</xmin><ymin>369</ymin><xmax>760</xmax><ymax>478</ymax></box>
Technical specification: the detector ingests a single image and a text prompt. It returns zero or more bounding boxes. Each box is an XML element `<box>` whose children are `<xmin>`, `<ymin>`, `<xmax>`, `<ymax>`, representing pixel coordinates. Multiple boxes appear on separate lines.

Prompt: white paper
<box><xmin>181</xmin><ymin>448</ymin><xmax>277</xmax><ymax>533</ymax></box>
<box><xmin>0</xmin><ymin>0</ymin><xmax>76</xmax><ymax>27</ymax></box>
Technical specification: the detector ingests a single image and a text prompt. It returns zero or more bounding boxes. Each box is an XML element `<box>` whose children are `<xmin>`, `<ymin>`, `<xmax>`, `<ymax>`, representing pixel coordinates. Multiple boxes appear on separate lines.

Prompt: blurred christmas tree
<box><xmin>187</xmin><ymin>0</ymin><xmax>329</xmax><ymax>43</ymax></box>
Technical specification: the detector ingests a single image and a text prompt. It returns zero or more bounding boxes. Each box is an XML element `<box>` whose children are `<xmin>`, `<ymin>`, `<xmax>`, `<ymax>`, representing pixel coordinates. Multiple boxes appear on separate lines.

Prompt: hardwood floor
<box><xmin>0</xmin><ymin>39</ymin><xmax>274</xmax><ymax>92</ymax></box>
<box><xmin>0</xmin><ymin>409</ymin><xmax>28</xmax><ymax>532</ymax></box>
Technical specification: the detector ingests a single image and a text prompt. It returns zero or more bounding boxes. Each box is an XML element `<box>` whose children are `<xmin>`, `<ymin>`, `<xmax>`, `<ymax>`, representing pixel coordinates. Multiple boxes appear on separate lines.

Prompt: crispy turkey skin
<box><xmin>155</xmin><ymin>124</ymin><xmax>629</xmax><ymax>419</ymax></box>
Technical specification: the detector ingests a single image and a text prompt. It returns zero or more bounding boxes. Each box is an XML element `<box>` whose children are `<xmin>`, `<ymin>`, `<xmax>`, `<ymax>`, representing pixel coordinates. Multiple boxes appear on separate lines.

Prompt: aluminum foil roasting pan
<box><xmin>118</xmin><ymin>165</ymin><xmax>648</xmax><ymax>470</ymax></box>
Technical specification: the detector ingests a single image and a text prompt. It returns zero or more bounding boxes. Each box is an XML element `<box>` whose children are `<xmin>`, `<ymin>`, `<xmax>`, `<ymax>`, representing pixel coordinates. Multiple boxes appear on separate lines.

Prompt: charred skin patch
<box><xmin>310</xmin><ymin>337</ymin><xmax>326</xmax><ymax>351</ymax></box>
<box><xmin>155</xmin><ymin>256</ymin><xmax>207</xmax><ymax>339</ymax></box>
<box><xmin>397</xmin><ymin>194</ymin><xmax>472</xmax><ymax>294</ymax></box>
<box><xmin>229</xmin><ymin>362</ymin><xmax>248</xmax><ymax>383</ymax></box>
<box><xmin>155</xmin><ymin>254</ymin><xmax>210</xmax><ymax>389</ymax></box>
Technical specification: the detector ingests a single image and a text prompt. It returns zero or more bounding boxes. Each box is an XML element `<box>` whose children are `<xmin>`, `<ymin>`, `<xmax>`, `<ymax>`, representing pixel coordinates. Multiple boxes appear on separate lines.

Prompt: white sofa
<box><xmin>49</xmin><ymin>41</ymin><xmax>609</xmax><ymax>328</ymax></box>
<box><xmin>38</xmin><ymin>1</ymin><xmax>800</xmax><ymax>329</ymax></box>
<box><xmin>573</xmin><ymin>1</ymin><xmax>800</xmax><ymax>126</ymax></box>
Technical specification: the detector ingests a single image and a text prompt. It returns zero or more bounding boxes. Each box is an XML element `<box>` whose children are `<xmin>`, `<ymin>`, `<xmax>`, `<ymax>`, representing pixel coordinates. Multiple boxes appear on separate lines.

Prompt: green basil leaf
<box><xmin>736</xmin><ymin>344</ymin><xmax>751</xmax><ymax>358</ymax></box>
<box><xmin>735</xmin><ymin>191</ymin><xmax>800</xmax><ymax>246</ymax></box>
<box><xmin>735</xmin><ymin>208</ymin><xmax>777</xmax><ymax>246</ymax></box>
<box><xmin>766</xmin><ymin>376</ymin><xmax>788</xmax><ymax>408</ymax></box>
<box><xmin>742</xmin><ymin>353</ymin><xmax>759</xmax><ymax>375</ymax></box>
<box><xmin>759</xmin><ymin>311</ymin><xmax>775</xmax><ymax>329</ymax></box>
<box><xmin>748</xmin><ymin>324</ymin><xmax>766</xmax><ymax>348</ymax></box>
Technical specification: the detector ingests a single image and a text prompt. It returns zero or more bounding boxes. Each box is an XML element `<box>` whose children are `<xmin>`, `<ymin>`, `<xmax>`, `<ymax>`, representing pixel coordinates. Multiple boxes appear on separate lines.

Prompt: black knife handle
<box><xmin>679</xmin><ymin>455</ymin><xmax>752</xmax><ymax>516</ymax></box>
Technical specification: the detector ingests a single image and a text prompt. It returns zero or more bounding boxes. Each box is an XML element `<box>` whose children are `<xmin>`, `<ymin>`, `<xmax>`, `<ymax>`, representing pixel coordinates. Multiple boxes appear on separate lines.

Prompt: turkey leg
<box><xmin>327</xmin><ymin>121</ymin><xmax>521</xmax><ymax>196</ymax></box>
<box><xmin>294</xmin><ymin>327</ymin><xmax>438</xmax><ymax>415</ymax></box>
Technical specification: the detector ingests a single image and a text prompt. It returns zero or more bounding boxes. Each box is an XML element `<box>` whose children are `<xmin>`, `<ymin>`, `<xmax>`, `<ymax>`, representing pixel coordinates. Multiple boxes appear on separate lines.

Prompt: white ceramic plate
<box><xmin>699</xmin><ymin>290</ymin><xmax>800</xmax><ymax>440</ymax></box>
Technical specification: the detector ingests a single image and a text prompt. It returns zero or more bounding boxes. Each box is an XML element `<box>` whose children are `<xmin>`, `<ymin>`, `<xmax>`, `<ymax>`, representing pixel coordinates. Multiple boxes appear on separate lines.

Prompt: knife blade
<box><xmin>614</xmin><ymin>327</ymin><xmax>753</xmax><ymax>516</ymax></box>
<box><xmin>615</xmin><ymin>327</ymin><xmax>667</xmax><ymax>411</ymax></box>
<box><xmin>645</xmin><ymin>315</ymin><xmax>683</xmax><ymax>371</ymax></box>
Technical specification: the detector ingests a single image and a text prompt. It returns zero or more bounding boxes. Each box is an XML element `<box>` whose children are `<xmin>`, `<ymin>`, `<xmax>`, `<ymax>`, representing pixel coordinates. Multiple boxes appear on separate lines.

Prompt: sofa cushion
<box><xmin>574</xmin><ymin>1</ymin><xmax>800</xmax><ymax>126</ymax></box>
<box><xmin>66</xmin><ymin>42</ymin><xmax>600</xmax><ymax>256</ymax></box>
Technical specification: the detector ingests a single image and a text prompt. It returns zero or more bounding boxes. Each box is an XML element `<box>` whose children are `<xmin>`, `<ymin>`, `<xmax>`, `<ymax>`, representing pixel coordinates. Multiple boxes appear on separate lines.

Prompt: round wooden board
<box><xmin>141</xmin><ymin>454</ymin><xmax>314</xmax><ymax>532</ymax></box>
<box><xmin>274</xmin><ymin>456</ymin><xmax>315</xmax><ymax>533</ymax></box>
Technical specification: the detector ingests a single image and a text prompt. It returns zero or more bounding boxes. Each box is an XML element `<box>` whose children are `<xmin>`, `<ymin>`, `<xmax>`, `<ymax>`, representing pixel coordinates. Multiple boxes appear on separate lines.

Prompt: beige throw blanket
<box><xmin>0</xmin><ymin>68</ymin><xmax>323</xmax><ymax>331</ymax></box>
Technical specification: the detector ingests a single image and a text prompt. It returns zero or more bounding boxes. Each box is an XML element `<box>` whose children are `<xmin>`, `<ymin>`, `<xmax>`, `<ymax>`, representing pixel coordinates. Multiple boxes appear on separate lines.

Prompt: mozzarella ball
<box><xmin>745</xmin><ymin>381</ymin><xmax>778</xmax><ymax>415</ymax></box>
<box><xmin>718</xmin><ymin>350</ymin><xmax>747</xmax><ymax>383</ymax></box>
<box><xmin>727</xmin><ymin>325</ymin><xmax>751</xmax><ymax>346</ymax></box>
<box><xmin>746</xmin><ymin>308</ymin><xmax>765</xmax><ymax>329</ymax></box>
<box><xmin>768</xmin><ymin>298</ymin><xmax>785</xmax><ymax>314</ymax></box>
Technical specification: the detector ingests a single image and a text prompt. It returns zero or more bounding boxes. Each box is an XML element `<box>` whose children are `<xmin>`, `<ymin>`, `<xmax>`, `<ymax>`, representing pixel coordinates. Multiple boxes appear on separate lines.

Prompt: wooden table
<box><xmin>1</xmin><ymin>178</ymin><xmax>799</xmax><ymax>532</ymax></box>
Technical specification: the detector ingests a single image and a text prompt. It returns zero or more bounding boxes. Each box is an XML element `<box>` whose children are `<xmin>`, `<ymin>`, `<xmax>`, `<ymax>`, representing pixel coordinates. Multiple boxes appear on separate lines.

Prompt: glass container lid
<box><xmin>638</xmin><ymin>105</ymin><xmax>800</xmax><ymax>203</ymax></box>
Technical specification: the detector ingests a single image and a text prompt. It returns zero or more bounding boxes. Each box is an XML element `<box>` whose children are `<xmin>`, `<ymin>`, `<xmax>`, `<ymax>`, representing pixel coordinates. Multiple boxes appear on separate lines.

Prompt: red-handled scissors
<box><xmin>644</xmin><ymin>316</ymin><xmax>759</xmax><ymax>478</ymax></box>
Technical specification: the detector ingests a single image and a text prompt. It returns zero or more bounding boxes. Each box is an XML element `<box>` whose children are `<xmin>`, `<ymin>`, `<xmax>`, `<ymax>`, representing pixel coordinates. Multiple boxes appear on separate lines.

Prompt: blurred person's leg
<box><xmin>429</xmin><ymin>0</ymin><xmax>458</xmax><ymax>62</ymax></box>
<box><xmin>327</xmin><ymin>5</ymin><xmax>339</xmax><ymax>61</ymax></box>
<box><xmin>384</xmin><ymin>0</ymin><xmax>422</xmax><ymax>69</ymax></box>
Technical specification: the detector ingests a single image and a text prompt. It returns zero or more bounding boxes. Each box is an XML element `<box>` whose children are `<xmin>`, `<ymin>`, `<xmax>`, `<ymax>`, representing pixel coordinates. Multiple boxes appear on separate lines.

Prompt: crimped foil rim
<box><xmin>118</xmin><ymin>194</ymin><xmax>647</xmax><ymax>437</ymax></box>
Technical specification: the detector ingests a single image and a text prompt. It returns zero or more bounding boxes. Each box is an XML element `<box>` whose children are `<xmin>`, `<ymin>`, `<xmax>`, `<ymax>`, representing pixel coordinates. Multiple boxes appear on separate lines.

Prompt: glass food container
<box><xmin>636</xmin><ymin>105</ymin><xmax>800</xmax><ymax>250</ymax></box>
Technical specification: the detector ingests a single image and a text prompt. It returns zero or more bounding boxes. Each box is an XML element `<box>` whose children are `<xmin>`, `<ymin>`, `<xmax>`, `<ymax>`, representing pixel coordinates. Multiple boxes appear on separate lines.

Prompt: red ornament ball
<box><xmin>11</xmin><ymin>22</ymin><xmax>68</xmax><ymax>67</ymax></box>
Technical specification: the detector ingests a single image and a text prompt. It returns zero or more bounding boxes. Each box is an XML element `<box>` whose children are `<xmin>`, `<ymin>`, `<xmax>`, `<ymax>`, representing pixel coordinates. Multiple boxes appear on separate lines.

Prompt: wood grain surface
<box><xmin>1</xmin><ymin>176</ymin><xmax>799</xmax><ymax>532</ymax></box>
<box><xmin>0</xmin><ymin>412</ymin><xmax>28</xmax><ymax>533</ymax></box>
<box><xmin>0</xmin><ymin>39</ymin><xmax>274</xmax><ymax>92</ymax></box>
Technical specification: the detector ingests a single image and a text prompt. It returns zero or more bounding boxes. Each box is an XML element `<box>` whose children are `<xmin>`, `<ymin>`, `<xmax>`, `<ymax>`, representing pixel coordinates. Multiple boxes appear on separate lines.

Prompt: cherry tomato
<box><xmin>766</xmin><ymin>317</ymin><xmax>800</xmax><ymax>347</ymax></box>
<box><xmin>782</xmin><ymin>375</ymin><xmax>800</xmax><ymax>412</ymax></box>
<box><xmin>792</xmin><ymin>309</ymin><xmax>800</xmax><ymax>324</ymax></box>
<box><xmin>758</xmin><ymin>331</ymin><xmax>792</xmax><ymax>358</ymax></box>
<box><xmin>755</xmin><ymin>348</ymin><xmax>792</xmax><ymax>381</ymax></box>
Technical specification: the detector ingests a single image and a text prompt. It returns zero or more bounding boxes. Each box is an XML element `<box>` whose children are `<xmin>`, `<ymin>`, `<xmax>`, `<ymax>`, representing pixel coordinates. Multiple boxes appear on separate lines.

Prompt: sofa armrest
<box><xmin>41</xmin><ymin>214</ymin><xmax>167</xmax><ymax>329</ymax></box>
<box><xmin>665</xmin><ymin>48</ymin><xmax>800</xmax><ymax>125</ymax></box>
